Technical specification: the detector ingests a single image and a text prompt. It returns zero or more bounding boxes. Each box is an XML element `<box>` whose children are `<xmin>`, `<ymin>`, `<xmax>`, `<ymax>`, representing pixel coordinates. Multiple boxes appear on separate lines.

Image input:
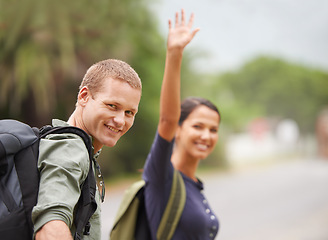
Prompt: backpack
<box><xmin>110</xmin><ymin>168</ymin><xmax>186</xmax><ymax>240</ymax></box>
<box><xmin>0</xmin><ymin>119</ymin><xmax>97</xmax><ymax>240</ymax></box>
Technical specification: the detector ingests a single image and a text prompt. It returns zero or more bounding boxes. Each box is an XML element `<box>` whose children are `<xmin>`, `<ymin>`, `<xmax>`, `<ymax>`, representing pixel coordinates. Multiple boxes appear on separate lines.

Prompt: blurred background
<box><xmin>1</xmin><ymin>0</ymin><xmax>328</xmax><ymax>238</ymax></box>
<box><xmin>1</xmin><ymin>0</ymin><xmax>327</xmax><ymax>175</ymax></box>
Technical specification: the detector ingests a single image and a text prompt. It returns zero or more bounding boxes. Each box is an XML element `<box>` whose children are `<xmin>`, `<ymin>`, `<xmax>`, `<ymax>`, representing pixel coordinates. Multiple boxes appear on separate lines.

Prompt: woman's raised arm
<box><xmin>158</xmin><ymin>9</ymin><xmax>199</xmax><ymax>141</ymax></box>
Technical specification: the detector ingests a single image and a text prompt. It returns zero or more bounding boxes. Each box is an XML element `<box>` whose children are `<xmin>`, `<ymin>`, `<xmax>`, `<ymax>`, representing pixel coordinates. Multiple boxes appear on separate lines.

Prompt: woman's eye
<box><xmin>210</xmin><ymin>128</ymin><xmax>218</xmax><ymax>133</ymax></box>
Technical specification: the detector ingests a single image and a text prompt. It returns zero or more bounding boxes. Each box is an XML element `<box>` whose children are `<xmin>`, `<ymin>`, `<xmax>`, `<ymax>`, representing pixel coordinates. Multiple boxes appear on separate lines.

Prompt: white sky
<box><xmin>150</xmin><ymin>0</ymin><xmax>328</xmax><ymax>73</ymax></box>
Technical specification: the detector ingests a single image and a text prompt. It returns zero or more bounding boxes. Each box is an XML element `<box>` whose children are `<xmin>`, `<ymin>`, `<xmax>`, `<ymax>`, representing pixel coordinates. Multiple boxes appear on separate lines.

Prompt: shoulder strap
<box><xmin>40</xmin><ymin>126</ymin><xmax>97</xmax><ymax>240</ymax></box>
<box><xmin>0</xmin><ymin>140</ymin><xmax>7</xmax><ymax>176</ymax></box>
<box><xmin>73</xmin><ymin>165</ymin><xmax>97</xmax><ymax>240</ymax></box>
<box><xmin>156</xmin><ymin>169</ymin><xmax>186</xmax><ymax>240</ymax></box>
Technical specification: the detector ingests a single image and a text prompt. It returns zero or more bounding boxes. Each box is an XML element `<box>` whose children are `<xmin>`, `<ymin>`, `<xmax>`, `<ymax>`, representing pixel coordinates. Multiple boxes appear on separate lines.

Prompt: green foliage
<box><xmin>8</xmin><ymin>1</ymin><xmax>326</xmax><ymax>177</ymax></box>
<box><xmin>0</xmin><ymin>0</ymin><xmax>165</xmax><ymax>125</ymax></box>
<box><xmin>211</xmin><ymin>56</ymin><xmax>328</xmax><ymax>133</ymax></box>
<box><xmin>0</xmin><ymin>0</ymin><xmax>166</xmax><ymax>177</ymax></box>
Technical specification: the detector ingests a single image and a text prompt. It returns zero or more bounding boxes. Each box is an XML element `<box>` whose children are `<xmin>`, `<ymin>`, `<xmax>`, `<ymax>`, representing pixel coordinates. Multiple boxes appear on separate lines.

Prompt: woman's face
<box><xmin>176</xmin><ymin>105</ymin><xmax>220</xmax><ymax>161</ymax></box>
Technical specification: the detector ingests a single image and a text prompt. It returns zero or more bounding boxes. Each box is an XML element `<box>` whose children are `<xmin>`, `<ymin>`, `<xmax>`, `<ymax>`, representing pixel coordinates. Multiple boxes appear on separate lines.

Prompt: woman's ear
<box><xmin>77</xmin><ymin>86</ymin><xmax>90</xmax><ymax>107</ymax></box>
<box><xmin>175</xmin><ymin>125</ymin><xmax>181</xmax><ymax>140</ymax></box>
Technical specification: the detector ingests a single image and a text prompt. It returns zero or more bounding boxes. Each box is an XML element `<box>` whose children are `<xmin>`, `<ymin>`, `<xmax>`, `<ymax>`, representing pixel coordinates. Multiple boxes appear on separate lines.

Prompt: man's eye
<box><xmin>125</xmin><ymin>110</ymin><xmax>134</xmax><ymax>116</ymax></box>
<box><xmin>107</xmin><ymin>104</ymin><xmax>116</xmax><ymax>109</ymax></box>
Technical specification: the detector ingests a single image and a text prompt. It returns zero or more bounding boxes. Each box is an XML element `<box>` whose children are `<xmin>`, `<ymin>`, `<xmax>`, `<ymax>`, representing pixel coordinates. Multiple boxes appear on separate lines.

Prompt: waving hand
<box><xmin>158</xmin><ymin>9</ymin><xmax>199</xmax><ymax>141</ymax></box>
<box><xmin>167</xmin><ymin>9</ymin><xmax>200</xmax><ymax>51</ymax></box>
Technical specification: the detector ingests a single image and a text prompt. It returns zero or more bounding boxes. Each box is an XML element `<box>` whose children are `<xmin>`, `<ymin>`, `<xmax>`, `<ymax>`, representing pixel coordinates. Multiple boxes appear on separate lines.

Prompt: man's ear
<box><xmin>77</xmin><ymin>86</ymin><xmax>91</xmax><ymax>107</ymax></box>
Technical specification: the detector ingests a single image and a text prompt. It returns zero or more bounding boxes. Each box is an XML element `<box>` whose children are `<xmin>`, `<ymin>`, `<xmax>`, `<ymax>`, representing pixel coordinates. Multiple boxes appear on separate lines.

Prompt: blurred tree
<box><xmin>0</xmin><ymin>0</ymin><xmax>165</xmax><ymax>125</ymax></box>
<box><xmin>0</xmin><ymin>0</ymin><xmax>167</xmax><ymax>176</ymax></box>
<box><xmin>211</xmin><ymin>56</ymin><xmax>328</xmax><ymax>134</ymax></box>
<box><xmin>0</xmin><ymin>0</ymin><xmax>228</xmax><ymax>177</ymax></box>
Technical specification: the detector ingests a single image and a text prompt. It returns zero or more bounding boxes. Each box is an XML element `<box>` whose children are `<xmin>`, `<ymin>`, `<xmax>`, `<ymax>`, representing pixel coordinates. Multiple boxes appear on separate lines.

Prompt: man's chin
<box><xmin>103</xmin><ymin>132</ymin><xmax>125</xmax><ymax>147</ymax></box>
<box><xmin>104</xmin><ymin>139</ymin><xmax>119</xmax><ymax>148</ymax></box>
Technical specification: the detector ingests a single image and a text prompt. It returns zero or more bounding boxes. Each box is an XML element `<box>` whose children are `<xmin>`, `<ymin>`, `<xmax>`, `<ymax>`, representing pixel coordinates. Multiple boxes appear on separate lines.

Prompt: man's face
<box><xmin>79</xmin><ymin>77</ymin><xmax>141</xmax><ymax>151</ymax></box>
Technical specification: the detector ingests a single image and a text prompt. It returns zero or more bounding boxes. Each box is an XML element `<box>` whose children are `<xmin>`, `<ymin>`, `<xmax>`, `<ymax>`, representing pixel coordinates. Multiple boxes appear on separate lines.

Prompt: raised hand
<box><xmin>167</xmin><ymin>9</ymin><xmax>200</xmax><ymax>51</ymax></box>
<box><xmin>158</xmin><ymin>9</ymin><xmax>199</xmax><ymax>141</ymax></box>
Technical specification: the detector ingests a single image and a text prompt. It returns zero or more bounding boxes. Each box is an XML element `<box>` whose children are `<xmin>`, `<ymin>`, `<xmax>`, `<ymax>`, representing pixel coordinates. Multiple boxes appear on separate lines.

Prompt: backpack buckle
<box><xmin>83</xmin><ymin>222</ymin><xmax>91</xmax><ymax>235</ymax></box>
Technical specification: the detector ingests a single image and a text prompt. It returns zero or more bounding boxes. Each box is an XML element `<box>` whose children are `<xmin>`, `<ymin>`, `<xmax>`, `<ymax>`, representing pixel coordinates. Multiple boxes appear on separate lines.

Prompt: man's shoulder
<box><xmin>39</xmin><ymin>119</ymin><xmax>90</xmax><ymax>159</ymax></box>
<box><xmin>44</xmin><ymin>119</ymin><xmax>88</xmax><ymax>142</ymax></box>
<box><xmin>51</xmin><ymin>119</ymin><xmax>69</xmax><ymax>127</ymax></box>
<box><xmin>38</xmin><ymin>124</ymin><xmax>91</xmax><ymax>175</ymax></box>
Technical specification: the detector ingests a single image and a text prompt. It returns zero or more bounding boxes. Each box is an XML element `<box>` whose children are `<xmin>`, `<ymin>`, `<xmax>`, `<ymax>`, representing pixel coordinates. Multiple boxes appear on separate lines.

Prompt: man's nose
<box><xmin>113</xmin><ymin>111</ymin><xmax>125</xmax><ymax>128</ymax></box>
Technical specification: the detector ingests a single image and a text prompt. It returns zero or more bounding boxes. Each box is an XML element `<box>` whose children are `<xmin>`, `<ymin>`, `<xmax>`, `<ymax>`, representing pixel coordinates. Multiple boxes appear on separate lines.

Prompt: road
<box><xmin>101</xmin><ymin>158</ymin><xmax>328</xmax><ymax>240</ymax></box>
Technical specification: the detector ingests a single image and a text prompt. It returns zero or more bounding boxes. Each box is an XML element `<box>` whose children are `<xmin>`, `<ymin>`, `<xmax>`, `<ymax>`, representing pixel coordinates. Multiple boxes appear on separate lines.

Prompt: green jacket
<box><xmin>32</xmin><ymin>119</ymin><xmax>102</xmax><ymax>240</ymax></box>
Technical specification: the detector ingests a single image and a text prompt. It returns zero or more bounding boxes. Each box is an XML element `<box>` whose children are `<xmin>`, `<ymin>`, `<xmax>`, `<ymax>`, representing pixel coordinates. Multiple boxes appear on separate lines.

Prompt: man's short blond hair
<box><xmin>79</xmin><ymin>59</ymin><xmax>142</xmax><ymax>95</ymax></box>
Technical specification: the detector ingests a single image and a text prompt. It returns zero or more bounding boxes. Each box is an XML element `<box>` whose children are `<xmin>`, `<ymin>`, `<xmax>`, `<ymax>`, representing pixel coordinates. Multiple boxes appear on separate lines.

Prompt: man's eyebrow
<box><xmin>129</xmin><ymin>107</ymin><xmax>138</xmax><ymax>113</ymax></box>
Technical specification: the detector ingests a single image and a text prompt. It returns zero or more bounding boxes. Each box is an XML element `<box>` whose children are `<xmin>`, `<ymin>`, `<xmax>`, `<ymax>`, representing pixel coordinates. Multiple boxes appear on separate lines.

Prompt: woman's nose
<box><xmin>200</xmin><ymin>128</ymin><xmax>211</xmax><ymax>139</ymax></box>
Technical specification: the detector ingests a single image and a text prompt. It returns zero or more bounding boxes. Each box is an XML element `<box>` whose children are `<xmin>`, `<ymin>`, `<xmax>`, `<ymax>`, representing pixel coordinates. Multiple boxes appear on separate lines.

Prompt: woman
<box><xmin>143</xmin><ymin>9</ymin><xmax>220</xmax><ymax>240</ymax></box>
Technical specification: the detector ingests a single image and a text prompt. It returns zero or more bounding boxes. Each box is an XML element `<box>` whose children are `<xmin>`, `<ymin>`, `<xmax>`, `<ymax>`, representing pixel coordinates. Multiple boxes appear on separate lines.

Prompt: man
<box><xmin>32</xmin><ymin>59</ymin><xmax>142</xmax><ymax>240</ymax></box>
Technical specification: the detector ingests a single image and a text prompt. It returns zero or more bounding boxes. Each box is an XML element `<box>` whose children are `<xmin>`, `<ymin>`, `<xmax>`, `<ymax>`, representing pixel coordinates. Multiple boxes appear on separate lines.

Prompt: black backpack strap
<box><xmin>0</xmin><ymin>141</ymin><xmax>7</xmax><ymax>176</ymax></box>
<box><xmin>40</xmin><ymin>126</ymin><xmax>98</xmax><ymax>239</ymax></box>
<box><xmin>0</xmin><ymin>181</ymin><xmax>18</xmax><ymax>212</ymax></box>
<box><xmin>73</xmin><ymin>159</ymin><xmax>97</xmax><ymax>240</ymax></box>
<box><xmin>156</xmin><ymin>169</ymin><xmax>186</xmax><ymax>240</ymax></box>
